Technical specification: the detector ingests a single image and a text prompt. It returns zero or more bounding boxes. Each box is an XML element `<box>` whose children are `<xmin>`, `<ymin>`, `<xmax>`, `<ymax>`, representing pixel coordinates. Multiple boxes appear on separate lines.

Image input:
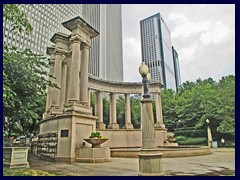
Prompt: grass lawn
<box><xmin>3</xmin><ymin>168</ymin><xmax>65</xmax><ymax>176</ymax></box>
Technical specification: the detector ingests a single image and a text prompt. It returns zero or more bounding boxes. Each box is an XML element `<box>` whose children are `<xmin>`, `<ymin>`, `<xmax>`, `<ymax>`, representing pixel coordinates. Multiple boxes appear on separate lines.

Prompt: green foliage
<box><xmin>162</xmin><ymin>76</ymin><xmax>235</xmax><ymax>140</ymax></box>
<box><xmin>117</xmin><ymin>96</ymin><xmax>125</xmax><ymax>128</ymax></box>
<box><xmin>103</xmin><ymin>97</ymin><xmax>110</xmax><ymax>126</ymax></box>
<box><xmin>3</xmin><ymin>4</ymin><xmax>57</xmax><ymax>137</ymax></box>
<box><xmin>175</xmin><ymin>128</ymin><xmax>207</xmax><ymax>137</ymax></box>
<box><xmin>177</xmin><ymin>137</ymin><xmax>207</xmax><ymax>146</ymax></box>
<box><xmin>3</xmin><ymin>4</ymin><xmax>33</xmax><ymax>34</ymax></box>
<box><xmin>130</xmin><ymin>94</ymin><xmax>141</xmax><ymax>128</ymax></box>
<box><xmin>89</xmin><ymin>131</ymin><xmax>101</xmax><ymax>138</ymax></box>
<box><xmin>3</xmin><ymin>168</ymin><xmax>64</xmax><ymax>176</ymax></box>
<box><xmin>90</xmin><ymin>92</ymin><xmax>96</xmax><ymax>115</ymax></box>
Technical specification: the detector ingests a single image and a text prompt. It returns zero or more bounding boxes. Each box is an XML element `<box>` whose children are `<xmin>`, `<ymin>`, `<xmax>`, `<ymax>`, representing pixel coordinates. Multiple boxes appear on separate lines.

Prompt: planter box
<box><xmin>3</xmin><ymin>147</ymin><xmax>30</xmax><ymax>168</ymax></box>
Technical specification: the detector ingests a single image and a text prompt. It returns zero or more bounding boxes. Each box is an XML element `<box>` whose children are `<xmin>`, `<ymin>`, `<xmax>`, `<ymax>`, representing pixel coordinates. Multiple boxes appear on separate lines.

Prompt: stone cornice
<box><xmin>62</xmin><ymin>16</ymin><xmax>99</xmax><ymax>38</ymax></box>
<box><xmin>88</xmin><ymin>75</ymin><xmax>163</xmax><ymax>94</ymax></box>
<box><xmin>70</xmin><ymin>34</ymin><xmax>91</xmax><ymax>47</ymax></box>
<box><xmin>50</xmin><ymin>32</ymin><xmax>70</xmax><ymax>44</ymax></box>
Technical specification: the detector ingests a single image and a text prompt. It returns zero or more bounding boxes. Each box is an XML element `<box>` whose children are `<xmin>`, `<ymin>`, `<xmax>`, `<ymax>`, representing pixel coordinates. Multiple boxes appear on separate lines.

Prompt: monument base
<box><xmin>76</xmin><ymin>147</ymin><xmax>111</xmax><ymax>163</ymax></box>
<box><xmin>138</xmin><ymin>148</ymin><xmax>164</xmax><ymax>176</ymax></box>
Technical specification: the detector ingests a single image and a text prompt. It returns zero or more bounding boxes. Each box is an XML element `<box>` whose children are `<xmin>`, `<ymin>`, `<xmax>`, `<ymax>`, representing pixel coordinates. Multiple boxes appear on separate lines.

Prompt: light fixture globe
<box><xmin>146</xmin><ymin>73</ymin><xmax>151</xmax><ymax>81</ymax></box>
<box><xmin>139</xmin><ymin>62</ymin><xmax>149</xmax><ymax>76</ymax></box>
<box><xmin>206</xmin><ymin>119</ymin><xmax>210</xmax><ymax>124</ymax></box>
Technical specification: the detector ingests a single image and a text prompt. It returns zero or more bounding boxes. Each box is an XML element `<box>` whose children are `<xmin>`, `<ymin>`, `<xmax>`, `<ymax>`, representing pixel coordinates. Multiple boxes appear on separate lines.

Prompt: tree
<box><xmin>130</xmin><ymin>95</ymin><xmax>141</xmax><ymax>129</ymax></box>
<box><xmin>3</xmin><ymin>4</ymin><xmax>55</xmax><ymax>137</ymax></box>
<box><xmin>116</xmin><ymin>96</ymin><xmax>125</xmax><ymax>128</ymax></box>
<box><xmin>161</xmin><ymin>76</ymin><xmax>235</xmax><ymax>141</ymax></box>
<box><xmin>103</xmin><ymin>97</ymin><xmax>110</xmax><ymax>126</ymax></box>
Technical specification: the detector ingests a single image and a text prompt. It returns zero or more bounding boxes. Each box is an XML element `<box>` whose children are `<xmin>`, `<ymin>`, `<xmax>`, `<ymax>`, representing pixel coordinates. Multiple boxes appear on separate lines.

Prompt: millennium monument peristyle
<box><xmin>40</xmin><ymin>16</ymin><xmax>168</xmax><ymax>162</ymax></box>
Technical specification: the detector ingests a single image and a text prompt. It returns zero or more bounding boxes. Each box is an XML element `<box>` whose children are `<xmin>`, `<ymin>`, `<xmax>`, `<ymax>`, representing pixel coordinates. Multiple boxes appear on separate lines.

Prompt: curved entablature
<box><xmin>88</xmin><ymin>74</ymin><xmax>163</xmax><ymax>94</ymax></box>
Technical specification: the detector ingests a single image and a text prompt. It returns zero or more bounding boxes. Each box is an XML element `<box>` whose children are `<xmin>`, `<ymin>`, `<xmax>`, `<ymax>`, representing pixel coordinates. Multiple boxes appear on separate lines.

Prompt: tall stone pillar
<box><xmin>69</xmin><ymin>36</ymin><xmax>81</xmax><ymax>103</ymax></box>
<box><xmin>155</xmin><ymin>93</ymin><xmax>165</xmax><ymax>128</ymax></box>
<box><xmin>108</xmin><ymin>93</ymin><xmax>119</xmax><ymax>129</ymax></box>
<box><xmin>125</xmin><ymin>93</ymin><xmax>133</xmax><ymax>129</ymax></box>
<box><xmin>60</xmin><ymin>57</ymin><xmax>67</xmax><ymax>106</ymax></box>
<box><xmin>96</xmin><ymin>91</ymin><xmax>105</xmax><ymax>129</ymax></box>
<box><xmin>80</xmin><ymin>44</ymin><xmax>90</xmax><ymax>105</ymax></box>
<box><xmin>45</xmin><ymin>57</ymin><xmax>55</xmax><ymax>111</ymax></box>
<box><xmin>138</xmin><ymin>98</ymin><xmax>164</xmax><ymax>176</ymax></box>
<box><xmin>52</xmin><ymin>52</ymin><xmax>62</xmax><ymax>107</ymax></box>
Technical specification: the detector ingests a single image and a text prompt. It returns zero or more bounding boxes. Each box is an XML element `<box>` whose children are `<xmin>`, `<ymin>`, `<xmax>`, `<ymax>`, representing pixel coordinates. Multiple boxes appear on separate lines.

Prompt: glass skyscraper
<box><xmin>172</xmin><ymin>46</ymin><xmax>181</xmax><ymax>89</ymax></box>
<box><xmin>140</xmin><ymin>13</ymin><xmax>180</xmax><ymax>91</ymax></box>
<box><xmin>3</xmin><ymin>4</ymin><xmax>123</xmax><ymax>82</ymax></box>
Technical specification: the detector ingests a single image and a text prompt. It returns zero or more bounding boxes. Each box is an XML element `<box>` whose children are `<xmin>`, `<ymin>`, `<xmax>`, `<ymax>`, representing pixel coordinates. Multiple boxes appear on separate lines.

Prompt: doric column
<box><xmin>80</xmin><ymin>43</ymin><xmax>90</xmax><ymax>105</ymax></box>
<box><xmin>125</xmin><ymin>93</ymin><xmax>133</xmax><ymax>129</ymax></box>
<box><xmin>60</xmin><ymin>57</ymin><xmax>67</xmax><ymax>106</ymax></box>
<box><xmin>96</xmin><ymin>91</ymin><xmax>105</xmax><ymax>129</ymax></box>
<box><xmin>45</xmin><ymin>58</ymin><xmax>55</xmax><ymax>111</ymax></box>
<box><xmin>155</xmin><ymin>92</ymin><xmax>165</xmax><ymax>128</ymax></box>
<box><xmin>69</xmin><ymin>36</ymin><xmax>81</xmax><ymax>103</ymax></box>
<box><xmin>108</xmin><ymin>93</ymin><xmax>119</xmax><ymax>129</ymax></box>
<box><xmin>52</xmin><ymin>52</ymin><xmax>62</xmax><ymax>107</ymax></box>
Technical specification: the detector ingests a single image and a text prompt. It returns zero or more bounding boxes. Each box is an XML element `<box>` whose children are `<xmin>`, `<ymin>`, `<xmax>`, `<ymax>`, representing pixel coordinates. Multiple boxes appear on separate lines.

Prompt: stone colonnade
<box><xmin>43</xmin><ymin>17</ymin><xmax>99</xmax><ymax>118</ymax></box>
<box><xmin>88</xmin><ymin>75</ymin><xmax>165</xmax><ymax>130</ymax></box>
<box><xmin>42</xmin><ymin>16</ymin><xmax>165</xmax><ymax>131</ymax></box>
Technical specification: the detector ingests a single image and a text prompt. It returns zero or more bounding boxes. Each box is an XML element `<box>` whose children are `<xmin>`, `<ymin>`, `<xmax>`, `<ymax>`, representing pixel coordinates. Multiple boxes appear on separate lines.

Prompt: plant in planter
<box><xmin>84</xmin><ymin>131</ymin><xmax>108</xmax><ymax>148</ymax></box>
<box><xmin>166</xmin><ymin>132</ymin><xmax>177</xmax><ymax>143</ymax></box>
<box><xmin>89</xmin><ymin>131</ymin><xmax>107</xmax><ymax>139</ymax></box>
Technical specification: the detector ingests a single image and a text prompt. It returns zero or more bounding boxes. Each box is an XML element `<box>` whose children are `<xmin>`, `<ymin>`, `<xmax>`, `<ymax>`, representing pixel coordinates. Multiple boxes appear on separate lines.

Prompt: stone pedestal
<box><xmin>138</xmin><ymin>98</ymin><xmax>164</xmax><ymax>176</ymax></box>
<box><xmin>138</xmin><ymin>149</ymin><xmax>164</xmax><ymax>176</ymax></box>
<box><xmin>76</xmin><ymin>147</ymin><xmax>111</xmax><ymax>163</ymax></box>
<box><xmin>3</xmin><ymin>147</ymin><xmax>30</xmax><ymax>168</ymax></box>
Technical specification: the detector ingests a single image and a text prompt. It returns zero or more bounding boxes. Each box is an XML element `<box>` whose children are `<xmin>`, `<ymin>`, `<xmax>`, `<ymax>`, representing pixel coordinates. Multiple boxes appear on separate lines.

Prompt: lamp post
<box><xmin>221</xmin><ymin>138</ymin><xmax>225</xmax><ymax>147</ymax></box>
<box><xmin>206</xmin><ymin>119</ymin><xmax>213</xmax><ymax>148</ymax></box>
<box><xmin>138</xmin><ymin>62</ymin><xmax>164</xmax><ymax>176</ymax></box>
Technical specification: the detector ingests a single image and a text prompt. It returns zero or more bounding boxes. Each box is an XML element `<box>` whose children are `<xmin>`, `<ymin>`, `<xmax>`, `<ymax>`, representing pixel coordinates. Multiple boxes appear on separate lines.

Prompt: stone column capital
<box><xmin>81</xmin><ymin>43</ymin><xmax>91</xmax><ymax>49</ymax></box>
<box><xmin>70</xmin><ymin>35</ymin><xmax>82</xmax><ymax>43</ymax></box>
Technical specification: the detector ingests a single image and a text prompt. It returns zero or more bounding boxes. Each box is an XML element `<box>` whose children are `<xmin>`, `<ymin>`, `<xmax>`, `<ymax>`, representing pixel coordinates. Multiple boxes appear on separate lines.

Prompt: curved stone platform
<box><xmin>110</xmin><ymin>146</ymin><xmax>211</xmax><ymax>158</ymax></box>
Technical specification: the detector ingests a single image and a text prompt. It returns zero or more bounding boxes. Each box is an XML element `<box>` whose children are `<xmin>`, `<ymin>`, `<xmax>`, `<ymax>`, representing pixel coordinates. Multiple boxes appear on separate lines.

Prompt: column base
<box><xmin>64</xmin><ymin>102</ymin><xmax>92</xmax><ymax>114</ymax></box>
<box><xmin>125</xmin><ymin>123</ymin><xmax>133</xmax><ymax>129</ymax></box>
<box><xmin>50</xmin><ymin>106</ymin><xmax>63</xmax><ymax>116</ymax></box>
<box><xmin>108</xmin><ymin>123</ymin><xmax>119</xmax><ymax>129</ymax></box>
<box><xmin>97</xmin><ymin>122</ymin><xmax>106</xmax><ymax>130</ymax></box>
<box><xmin>138</xmin><ymin>148</ymin><xmax>164</xmax><ymax>176</ymax></box>
<box><xmin>155</xmin><ymin>122</ymin><xmax>165</xmax><ymax>128</ymax></box>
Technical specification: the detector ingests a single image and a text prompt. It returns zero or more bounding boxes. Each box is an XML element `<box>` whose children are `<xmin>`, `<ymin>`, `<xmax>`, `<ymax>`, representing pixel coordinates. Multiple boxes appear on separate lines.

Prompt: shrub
<box><xmin>175</xmin><ymin>128</ymin><xmax>207</xmax><ymax>137</ymax></box>
<box><xmin>176</xmin><ymin>136</ymin><xmax>187</xmax><ymax>141</ymax></box>
<box><xmin>177</xmin><ymin>137</ymin><xmax>207</xmax><ymax>145</ymax></box>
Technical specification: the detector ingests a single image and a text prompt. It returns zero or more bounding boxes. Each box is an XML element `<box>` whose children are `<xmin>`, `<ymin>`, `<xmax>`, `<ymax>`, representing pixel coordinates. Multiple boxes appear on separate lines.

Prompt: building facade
<box><xmin>140</xmin><ymin>13</ymin><xmax>178</xmax><ymax>91</ymax></box>
<box><xmin>82</xmin><ymin>4</ymin><xmax>123</xmax><ymax>82</ymax></box>
<box><xmin>3</xmin><ymin>4</ymin><xmax>123</xmax><ymax>82</ymax></box>
<box><xmin>3</xmin><ymin>4</ymin><xmax>82</xmax><ymax>54</ymax></box>
<box><xmin>172</xmin><ymin>46</ymin><xmax>181</xmax><ymax>89</ymax></box>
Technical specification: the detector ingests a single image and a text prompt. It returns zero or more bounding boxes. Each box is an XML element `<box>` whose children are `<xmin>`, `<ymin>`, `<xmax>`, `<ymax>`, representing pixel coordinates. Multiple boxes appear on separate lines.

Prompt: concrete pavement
<box><xmin>28</xmin><ymin>148</ymin><xmax>235</xmax><ymax>176</ymax></box>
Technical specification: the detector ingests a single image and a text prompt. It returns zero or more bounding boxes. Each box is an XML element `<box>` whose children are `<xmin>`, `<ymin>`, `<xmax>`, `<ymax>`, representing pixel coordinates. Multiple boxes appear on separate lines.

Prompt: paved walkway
<box><xmin>28</xmin><ymin>148</ymin><xmax>235</xmax><ymax>176</ymax></box>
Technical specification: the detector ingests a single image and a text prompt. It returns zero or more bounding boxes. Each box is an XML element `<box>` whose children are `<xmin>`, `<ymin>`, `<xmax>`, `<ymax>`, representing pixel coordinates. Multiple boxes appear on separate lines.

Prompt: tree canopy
<box><xmin>3</xmin><ymin>4</ymin><xmax>54</xmax><ymax>137</ymax></box>
<box><xmin>161</xmin><ymin>75</ymin><xmax>235</xmax><ymax>140</ymax></box>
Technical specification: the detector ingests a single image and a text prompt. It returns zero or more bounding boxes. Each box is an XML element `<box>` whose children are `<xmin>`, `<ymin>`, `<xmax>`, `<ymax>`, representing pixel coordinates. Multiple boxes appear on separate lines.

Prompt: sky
<box><xmin>121</xmin><ymin>4</ymin><xmax>235</xmax><ymax>83</ymax></box>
